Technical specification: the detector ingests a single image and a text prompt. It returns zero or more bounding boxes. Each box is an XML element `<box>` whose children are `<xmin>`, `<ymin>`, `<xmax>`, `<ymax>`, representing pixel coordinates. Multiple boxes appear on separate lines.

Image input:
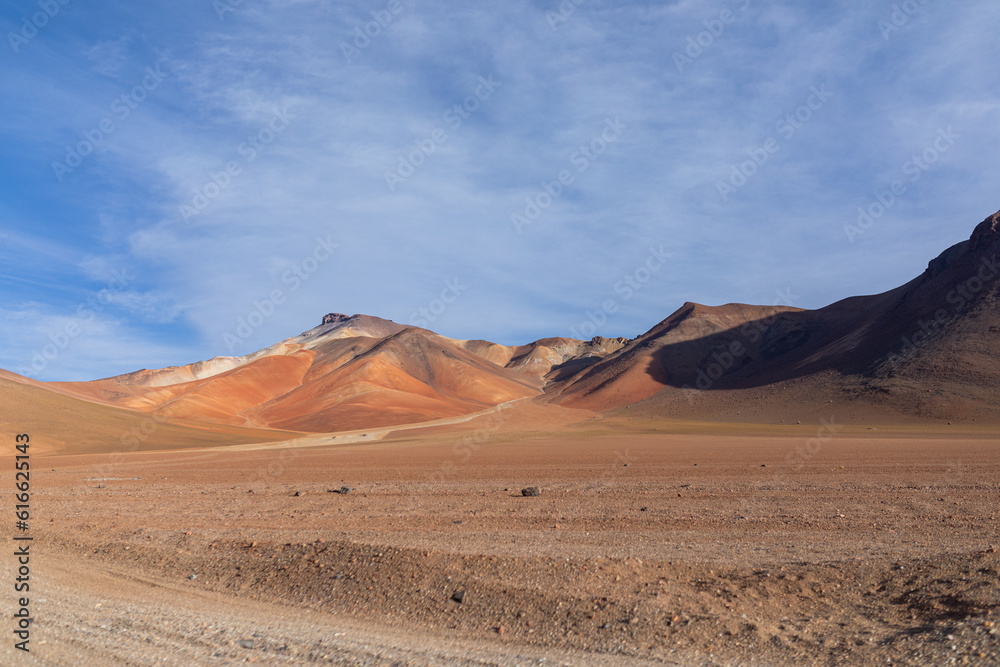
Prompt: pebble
<box><xmin>521</xmin><ymin>487</ymin><xmax>542</xmax><ymax>497</ymax></box>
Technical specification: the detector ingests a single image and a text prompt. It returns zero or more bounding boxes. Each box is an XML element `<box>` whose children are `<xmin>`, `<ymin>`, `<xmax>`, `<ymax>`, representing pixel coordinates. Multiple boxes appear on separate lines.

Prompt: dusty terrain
<box><xmin>4</xmin><ymin>412</ymin><xmax>998</xmax><ymax>666</ymax></box>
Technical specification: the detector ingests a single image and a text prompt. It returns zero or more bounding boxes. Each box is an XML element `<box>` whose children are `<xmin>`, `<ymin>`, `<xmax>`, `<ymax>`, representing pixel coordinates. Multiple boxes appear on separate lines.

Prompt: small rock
<box><xmin>237</xmin><ymin>639</ymin><xmax>255</xmax><ymax>650</ymax></box>
<box><xmin>451</xmin><ymin>590</ymin><xmax>466</xmax><ymax>603</ymax></box>
<box><xmin>337</xmin><ymin>486</ymin><xmax>351</xmax><ymax>494</ymax></box>
<box><xmin>640</xmin><ymin>507</ymin><xmax>648</xmax><ymax>512</ymax></box>
<box><xmin>293</xmin><ymin>491</ymin><xmax>302</xmax><ymax>497</ymax></box>
<box><xmin>97</xmin><ymin>484</ymin><xmax>105</xmax><ymax>489</ymax></box>
<box><xmin>188</xmin><ymin>574</ymin><xmax>197</xmax><ymax>580</ymax></box>
<box><xmin>497</xmin><ymin>625</ymin><xmax>506</xmax><ymax>635</ymax></box>
<box><xmin>521</xmin><ymin>487</ymin><xmax>541</xmax><ymax>497</ymax></box>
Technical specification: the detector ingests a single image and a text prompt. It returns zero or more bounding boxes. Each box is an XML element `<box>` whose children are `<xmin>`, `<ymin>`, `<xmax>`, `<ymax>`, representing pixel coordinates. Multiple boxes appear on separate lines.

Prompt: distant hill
<box><xmin>10</xmin><ymin>208</ymin><xmax>1000</xmax><ymax>432</ymax></box>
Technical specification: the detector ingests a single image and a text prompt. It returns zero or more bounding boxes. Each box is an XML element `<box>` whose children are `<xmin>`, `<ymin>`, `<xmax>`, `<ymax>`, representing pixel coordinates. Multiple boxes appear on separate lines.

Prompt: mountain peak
<box><xmin>321</xmin><ymin>312</ymin><xmax>353</xmax><ymax>326</ymax></box>
<box><xmin>969</xmin><ymin>209</ymin><xmax>1000</xmax><ymax>251</ymax></box>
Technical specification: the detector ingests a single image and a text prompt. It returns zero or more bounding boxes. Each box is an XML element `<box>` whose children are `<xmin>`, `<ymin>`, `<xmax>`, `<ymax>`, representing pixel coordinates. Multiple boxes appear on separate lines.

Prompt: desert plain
<box><xmin>3</xmin><ymin>402</ymin><xmax>998</xmax><ymax>666</ymax></box>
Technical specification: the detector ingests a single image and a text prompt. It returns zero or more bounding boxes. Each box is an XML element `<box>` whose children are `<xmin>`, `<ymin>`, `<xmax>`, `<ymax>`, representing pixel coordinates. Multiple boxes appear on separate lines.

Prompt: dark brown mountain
<box><xmin>554</xmin><ymin>209</ymin><xmax>1000</xmax><ymax>423</ymax></box>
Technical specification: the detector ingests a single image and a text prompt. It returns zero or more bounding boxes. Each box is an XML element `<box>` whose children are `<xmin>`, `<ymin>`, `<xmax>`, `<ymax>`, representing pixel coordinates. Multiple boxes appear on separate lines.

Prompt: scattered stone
<box><xmin>293</xmin><ymin>491</ymin><xmax>302</xmax><ymax>497</ymax></box>
<box><xmin>761</xmin><ymin>464</ymin><xmax>767</xmax><ymax>467</ymax></box>
<box><xmin>188</xmin><ymin>574</ymin><xmax>197</xmax><ymax>580</ymax></box>
<box><xmin>97</xmin><ymin>484</ymin><xmax>105</xmax><ymax>489</ymax></box>
<box><xmin>640</xmin><ymin>507</ymin><xmax>649</xmax><ymax>512</ymax></box>
<box><xmin>451</xmin><ymin>590</ymin><xmax>466</xmax><ymax>603</ymax></box>
<box><xmin>521</xmin><ymin>487</ymin><xmax>541</xmax><ymax>497</ymax></box>
<box><xmin>497</xmin><ymin>624</ymin><xmax>506</xmax><ymax>635</ymax></box>
<box><xmin>237</xmin><ymin>639</ymin><xmax>255</xmax><ymax>649</ymax></box>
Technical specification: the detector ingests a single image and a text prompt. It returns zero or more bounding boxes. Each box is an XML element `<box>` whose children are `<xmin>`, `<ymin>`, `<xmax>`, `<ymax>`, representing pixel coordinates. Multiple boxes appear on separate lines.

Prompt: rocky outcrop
<box><xmin>322</xmin><ymin>313</ymin><xmax>352</xmax><ymax>326</ymax></box>
<box><xmin>969</xmin><ymin>210</ymin><xmax>1000</xmax><ymax>251</ymax></box>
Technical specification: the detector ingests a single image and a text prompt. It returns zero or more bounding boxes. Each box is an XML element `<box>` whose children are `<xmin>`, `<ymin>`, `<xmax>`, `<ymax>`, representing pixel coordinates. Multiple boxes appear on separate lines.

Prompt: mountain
<box><xmin>51</xmin><ymin>314</ymin><xmax>627</xmax><ymax>432</ymax></box>
<box><xmin>20</xmin><ymin>207</ymin><xmax>1000</xmax><ymax>432</ymax></box>
<box><xmin>553</xmin><ymin>209</ymin><xmax>1000</xmax><ymax>423</ymax></box>
<box><xmin>0</xmin><ymin>369</ymin><xmax>298</xmax><ymax>455</ymax></box>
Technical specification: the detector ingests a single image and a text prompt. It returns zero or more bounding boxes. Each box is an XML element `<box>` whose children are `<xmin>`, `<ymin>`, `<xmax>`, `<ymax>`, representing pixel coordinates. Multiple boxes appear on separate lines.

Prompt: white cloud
<box><xmin>1</xmin><ymin>0</ymin><xmax>999</xmax><ymax>377</ymax></box>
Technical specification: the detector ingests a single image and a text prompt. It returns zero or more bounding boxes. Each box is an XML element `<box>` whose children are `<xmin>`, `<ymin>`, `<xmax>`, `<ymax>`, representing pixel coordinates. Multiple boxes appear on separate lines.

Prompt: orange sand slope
<box><xmin>0</xmin><ymin>371</ymin><xmax>299</xmax><ymax>456</ymax></box>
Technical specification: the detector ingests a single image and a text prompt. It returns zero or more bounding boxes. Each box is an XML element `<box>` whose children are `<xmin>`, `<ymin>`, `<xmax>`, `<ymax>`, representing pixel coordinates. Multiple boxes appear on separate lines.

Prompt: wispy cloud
<box><xmin>1</xmin><ymin>0</ymin><xmax>998</xmax><ymax>380</ymax></box>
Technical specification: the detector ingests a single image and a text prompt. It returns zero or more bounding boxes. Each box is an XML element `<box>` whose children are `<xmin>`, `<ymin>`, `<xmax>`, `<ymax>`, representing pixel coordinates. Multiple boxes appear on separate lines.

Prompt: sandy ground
<box><xmin>2</xmin><ymin>418</ymin><xmax>999</xmax><ymax>666</ymax></box>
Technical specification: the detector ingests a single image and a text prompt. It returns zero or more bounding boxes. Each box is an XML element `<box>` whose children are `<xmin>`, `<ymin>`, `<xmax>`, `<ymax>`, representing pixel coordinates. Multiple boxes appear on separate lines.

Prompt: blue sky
<box><xmin>1</xmin><ymin>0</ymin><xmax>998</xmax><ymax>381</ymax></box>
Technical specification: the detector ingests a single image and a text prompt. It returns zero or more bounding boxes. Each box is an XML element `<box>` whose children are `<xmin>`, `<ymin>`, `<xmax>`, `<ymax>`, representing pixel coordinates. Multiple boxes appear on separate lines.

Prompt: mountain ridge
<box><xmin>19</xmin><ymin>207</ymin><xmax>1000</xmax><ymax>431</ymax></box>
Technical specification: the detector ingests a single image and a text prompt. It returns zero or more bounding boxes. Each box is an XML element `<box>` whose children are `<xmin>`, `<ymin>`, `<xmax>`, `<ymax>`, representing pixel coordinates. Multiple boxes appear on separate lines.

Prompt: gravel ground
<box><xmin>5</xmin><ymin>429</ymin><xmax>999</xmax><ymax>666</ymax></box>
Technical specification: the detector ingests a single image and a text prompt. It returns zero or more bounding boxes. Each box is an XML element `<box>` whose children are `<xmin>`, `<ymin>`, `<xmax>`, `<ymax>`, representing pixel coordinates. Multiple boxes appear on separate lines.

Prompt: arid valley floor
<box><xmin>4</xmin><ymin>408</ymin><xmax>998</xmax><ymax>666</ymax></box>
